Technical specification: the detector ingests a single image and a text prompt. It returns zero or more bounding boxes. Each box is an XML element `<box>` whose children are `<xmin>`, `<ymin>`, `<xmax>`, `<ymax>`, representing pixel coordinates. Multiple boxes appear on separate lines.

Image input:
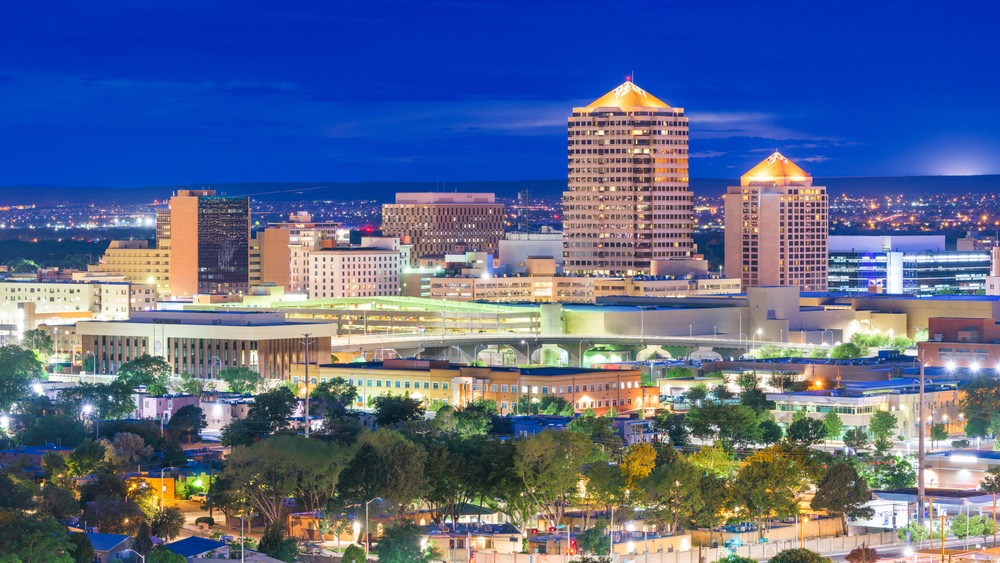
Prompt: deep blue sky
<box><xmin>1</xmin><ymin>1</ymin><xmax>998</xmax><ymax>188</ymax></box>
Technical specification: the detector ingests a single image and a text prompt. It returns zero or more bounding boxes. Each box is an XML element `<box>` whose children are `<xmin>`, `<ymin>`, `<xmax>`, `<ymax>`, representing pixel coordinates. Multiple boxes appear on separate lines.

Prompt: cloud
<box><xmin>690</xmin><ymin>151</ymin><xmax>726</xmax><ymax>158</ymax></box>
<box><xmin>799</xmin><ymin>155</ymin><xmax>832</xmax><ymax>162</ymax></box>
<box><xmin>688</xmin><ymin>110</ymin><xmax>836</xmax><ymax>141</ymax></box>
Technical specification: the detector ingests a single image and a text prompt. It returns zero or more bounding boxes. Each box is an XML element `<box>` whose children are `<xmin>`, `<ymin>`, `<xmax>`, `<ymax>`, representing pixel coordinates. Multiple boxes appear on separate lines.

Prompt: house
<box><xmin>86</xmin><ymin>533</ymin><xmax>133</xmax><ymax>563</ymax></box>
<box><xmin>163</xmin><ymin>536</ymin><xmax>230</xmax><ymax>559</ymax></box>
<box><xmin>189</xmin><ymin>554</ymin><xmax>282</xmax><ymax>563</ymax></box>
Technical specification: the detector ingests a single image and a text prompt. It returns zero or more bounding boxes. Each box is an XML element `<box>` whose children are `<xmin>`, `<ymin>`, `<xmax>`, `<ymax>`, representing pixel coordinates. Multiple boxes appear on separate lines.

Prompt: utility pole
<box><xmin>298</xmin><ymin>333</ymin><xmax>316</xmax><ymax>438</ymax></box>
<box><xmin>918</xmin><ymin>350</ymin><xmax>926</xmax><ymax>526</ymax></box>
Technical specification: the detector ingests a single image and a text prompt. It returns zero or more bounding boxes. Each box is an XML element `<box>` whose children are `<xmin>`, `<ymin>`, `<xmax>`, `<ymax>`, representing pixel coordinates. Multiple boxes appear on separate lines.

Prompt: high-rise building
<box><xmin>381</xmin><ymin>193</ymin><xmax>504</xmax><ymax>259</ymax></box>
<box><xmin>563</xmin><ymin>80</ymin><xmax>692</xmax><ymax>275</ymax></box>
<box><xmin>249</xmin><ymin>212</ymin><xmax>345</xmax><ymax>292</ymax></box>
<box><xmin>725</xmin><ymin>152</ymin><xmax>828</xmax><ymax>291</ymax></box>
<box><xmin>308</xmin><ymin>246</ymin><xmax>402</xmax><ymax>300</ymax></box>
<box><xmin>167</xmin><ymin>190</ymin><xmax>251</xmax><ymax>297</ymax></box>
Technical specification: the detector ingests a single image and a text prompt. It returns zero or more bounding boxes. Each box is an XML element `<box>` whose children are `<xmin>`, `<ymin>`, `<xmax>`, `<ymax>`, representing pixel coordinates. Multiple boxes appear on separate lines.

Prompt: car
<box><xmin>189</xmin><ymin>493</ymin><xmax>208</xmax><ymax>502</ymax></box>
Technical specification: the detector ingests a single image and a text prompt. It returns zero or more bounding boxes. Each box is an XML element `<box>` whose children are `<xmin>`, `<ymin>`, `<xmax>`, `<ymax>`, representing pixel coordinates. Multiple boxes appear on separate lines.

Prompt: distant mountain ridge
<box><xmin>3</xmin><ymin>175</ymin><xmax>999</xmax><ymax>206</ymax></box>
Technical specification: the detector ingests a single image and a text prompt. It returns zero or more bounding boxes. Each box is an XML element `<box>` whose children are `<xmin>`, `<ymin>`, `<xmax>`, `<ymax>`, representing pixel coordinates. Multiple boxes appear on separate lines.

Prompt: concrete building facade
<box><xmin>563</xmin><ymin>80</ymin><xmax>693</xmax><ymax>276</ymax></box>
<box><xmin>381</xmin><ymin>193</ymin><xmax>504</xmax><ymax>258</ymax></box>
<box><xmin>93</xmin><ymin>240</ymin><xmax>172</xmax><ymax>297</ymax></box>
<box><xmin>77</xmin><ymin>311</ymin><xmax>337</xmax><ymax>378</ymax></box>
<box><xmin>499</xmin><ymin>228</ymin><xmax>564</xmax><ymax>274</ymax></box>
<box><xmin>308</xmin><ymin>247</ymin><xmax>402</xmax><ymax>299</ymax></box>
<box><xmin>725</xmin><ymin>152</ymin><xmax>828</xmax><ymax>292</ymax></box>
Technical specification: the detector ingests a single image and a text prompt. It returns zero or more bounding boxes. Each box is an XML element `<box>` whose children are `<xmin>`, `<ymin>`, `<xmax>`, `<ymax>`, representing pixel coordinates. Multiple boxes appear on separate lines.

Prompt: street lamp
<box><xmin>83</xmin><ymin>404</ymin><xmax>99</xmax><ymax>439</ymax></box>
<box><xmin>119</xmin><ymin>548</ymin><xmax>145</xmax><ymax>563</ymax></box>
<box><xmin>732</xmin><ymin>309</ymin><xmax>742</xmax><ymax>341</ymax></box>
<box><xmin>239</xmin><ymin>513</ymin><xmax>257</xmax><ymax>563</ymax></box>
<box><xmin>752</xmin><ymin>329</ymin><xmax>763</xmax><ymax>356</ymax></box>
<box><xmin>365</xmin><ymin>498</ymin><xmax>382</xmax><ymax>557</ymax></box>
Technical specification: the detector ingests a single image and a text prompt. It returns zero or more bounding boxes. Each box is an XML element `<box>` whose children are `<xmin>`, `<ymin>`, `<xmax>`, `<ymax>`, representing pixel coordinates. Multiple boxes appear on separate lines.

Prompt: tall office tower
<box><xmin>563</xmin><ymin>80</ymin><xmax>692</xmax><ymax>275</ymax></box>
<box><xmin>724</xmin><ymin>152</ymin><xmax>828</xmax><ymax>291</ymax></box>
<box><xmin>381</xmin><ymin>193</ymin><xmax>504</xmax><ymax>260</ymax></box>
<box><xmin>168</xmin><ymin>190</ymin><xmax>251</xmax><ymax>297</ymax></box>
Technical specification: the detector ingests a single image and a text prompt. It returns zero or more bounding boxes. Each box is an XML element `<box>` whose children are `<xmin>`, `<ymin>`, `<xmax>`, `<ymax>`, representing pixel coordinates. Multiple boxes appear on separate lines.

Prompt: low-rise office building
<box><xmin>828</xmin><ymin>235</ymin><xmax>990</xmax><ymax>295</ymax></box>
<box><xmin>918</xmin><ymin>316</ymin><xmax>1000</xmax><ymax>369</ymax></box>
<box><xmin>292</xmin><ymin>358</ymin><xmax>657</xmax><ymax>416</ymax></box>
<box><xmin>77</xmin><ymin>311</ymin><xmax>337</xmax><ymax>378</ymax></box>
<box><xmin>767</xmin><ymin>378</ymin><xmax>963</xmax><ymax>438</ymax></box>
<box><xmin>93</xmin><ymin>239</ymin><xmax>172</xmax><ymax>297</ymax></box>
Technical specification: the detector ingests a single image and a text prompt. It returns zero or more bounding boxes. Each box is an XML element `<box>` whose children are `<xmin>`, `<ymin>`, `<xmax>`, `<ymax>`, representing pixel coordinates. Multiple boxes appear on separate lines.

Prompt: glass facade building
<box><xmin>197</xmin><ymin>197</ymin><xmax>250</xmax><ymax>294</ymax></box>
<box><xmin>828</xmin><ymin>250</ymin><xmax>990</xmax><ymax>295</ymax></box>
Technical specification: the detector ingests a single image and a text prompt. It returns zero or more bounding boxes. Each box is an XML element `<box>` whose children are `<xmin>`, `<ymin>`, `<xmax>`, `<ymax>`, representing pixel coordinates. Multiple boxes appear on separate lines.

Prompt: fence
<box><xmin>470</xmin><ymin>530</ymin><xmax>898</xmax><ymax>563</ymax></box>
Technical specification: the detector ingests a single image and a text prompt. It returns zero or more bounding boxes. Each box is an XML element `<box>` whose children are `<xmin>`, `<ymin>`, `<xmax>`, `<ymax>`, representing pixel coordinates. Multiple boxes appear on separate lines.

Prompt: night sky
<box><xmin>1</xmin><ymin>1</ymin><xmax>998</xmax><ymax>188</ymax></box>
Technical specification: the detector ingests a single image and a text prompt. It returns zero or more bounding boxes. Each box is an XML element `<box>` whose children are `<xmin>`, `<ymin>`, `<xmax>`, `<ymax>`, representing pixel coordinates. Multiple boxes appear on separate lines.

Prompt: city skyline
<box><xmin>0</xmin><ymin>2</ymin><xmax>998</xmax><ymax>188</ymax></box>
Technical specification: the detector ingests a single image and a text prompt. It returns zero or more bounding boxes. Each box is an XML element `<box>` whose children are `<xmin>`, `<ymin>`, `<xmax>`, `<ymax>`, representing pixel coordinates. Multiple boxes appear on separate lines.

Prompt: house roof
<box><xmin>163</xmin><ymin>536</ymin><xmax>227</xmax><ymax>557</ymax></box>
<box><xmin>86</xmin><ymin>533</ymin><xmax>131</xmax><ymax>552</ymax></box>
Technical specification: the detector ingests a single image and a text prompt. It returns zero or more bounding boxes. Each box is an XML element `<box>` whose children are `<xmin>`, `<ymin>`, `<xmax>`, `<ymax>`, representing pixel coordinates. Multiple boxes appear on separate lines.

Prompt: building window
<box><xmin>491</xmin><ymin>384</ymin><xmax>498</xmax><ymax>392</ymax></box>
<box><xmin>443</xmin><ymin>383</ymin><xmax>449</xmax><ymax>390</ymax></box>
<box><xmin>501</xmin><ymin>384</ymin><xmax>508</xmax><ymax>393</ymax></box>
<box><xmin>433</xmin><ymin>382</ymin><xmax>439</xmax><ymax>390</ymax></box>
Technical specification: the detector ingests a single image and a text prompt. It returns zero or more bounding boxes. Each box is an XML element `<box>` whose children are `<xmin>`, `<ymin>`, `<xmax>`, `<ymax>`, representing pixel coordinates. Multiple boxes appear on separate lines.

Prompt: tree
<box><xmin>966</xmin><ymin>416</ymin><xmax>991</xmax><ymax>441</ymax></box>
<box><xmin>760</xmin><ymin>419</ymin><xmax>784</xmax><ymax>445</ymax></box>
<box><xmin>81</xmin><ymin>354</ymin><xmax>96</xmax><ymax>374</ymax></box>
<box><xmin>17</xmin><ymin>415</ymin><xmax>88</xmax><ymax>448</ymax></box>
<box><xmin>67</xmin><ymin>439</ymin><xmax>107</xmax><ymax>477</ymax></box>
<box><xmin>311</xmin><ymin>377</ymin><xmax>358</xmax><ymax>420</ymax></box>
<box><xmin>868</xmin><ymin>411</ymin><xmax>897</xmax><ymax>441</ymax></box>
<box><xmin>174</xmin><ymin>372</ymin><xmax>211</xmax><ymax>396</ymax></box>
<box><xmin>166</xmin><ymin>405</ymin><xmax>207</xmax><ymax>442</ymax></box>
<box><xmin>103</xmin><ymin>432</ymin><xmax>153</xmax><ymax>470</ymax></box>
<box><xmin>845</xmin><ymin>545</ymin><xmax>879</xmax><ymax>563</ymax></box>
<box><xmin>116</xmin><ymin>355</ymin><xmax>172</xmax><ymax>389</ymax></box>
<box><xmin>133</xmin><ymin>523</ymin><xmax>153</xmax><ymax>558</ymax></box>
<box><xmin>686</xmin><ymin>402</ymin><xmax>761</xmax><ymax>447</ymax></box>
<box><xmin>59</xmin><ymin>382</ymin><xmax>136</xmax><ymax>420</ymax></box>
<box><xmin>222</xmin><ymin>436</ymin><xmax>310</xmax><ymax>524</ymax></box>
<box><xmin>382</xmin><ymin>440</ymin><xmax>427</xmax><ymax>515</ymax></box>
<box><xmin>342</xmin><ymin>544</ymin><xmax>367</xmax><ymax>563</ymax></box>
<box><xmin>148</xmin><ymin>547</ymin><xmax>187</xmax><ymax>563</ymax></box>
<box><xmin>788</xmin><ymin>417</ymin><xmax>828</xmax><ymax>446</ymax></box>
<box><xmin>960</xmin><ymin>376</ymin><xmax>1000</xmax><ymax>424</ymax></box>
<box><xmin>82</xmin><ymin>500</ymin><xmax>144</xmax><ymax>535</ymax></box>
<box><xmin>810</xmin><ymin>463</ymin><xmax>874</xmax><ymax>534</ymax></box>
<box><xmin>844</xmin><ymin>428</ymin><xmax>870</xmax><ymax>453</ymax></box>
<box><xmin>515</xmin><ymin>430</ymin><xmax>600</xmax><ymax>528</ymax></box>
<box><xmin>219</xmin><ymin>366</ymin><xmax>264</xmax><ymax>395</ymax></box>
<box><xmin>731</xmin><ymin>446</ymin><xmax>810</xmax><ymax>538</ymax></box>
<box><xmin>150</xmin><ymin>506</ymin><xmax>185</xmax><ymax>541</ymax></box>
<box><xmin>22</xmin><ymin>329</ymin><xmax>54</xmax><ymax>358</ymax></box>
<box><xmin>373</xmin><ymin>394</ymin><xmax>425</xmax><ymax>427</ymax></box>
<box><xmin>374</xmin><ymin>520</ymin><xmax>436</xmax><ymax>563</ymax></box>
<box><xmin>645</xmin><ymin>454</ymin><xmax>704</xmax><ymax>534</ymax></box>
<box><xmin>37</xmin><ymin>484</ymin><xmax>80</xmax><ymax>520</ymax></box>
<box><xmin>980</xmin><ymin>517</ymin><xmax>996</xmax><ymax>543</ymax></box>
<box><xmin>337</xmin><ymin>442</ymin><xmax>387</xmax><ymax>507</ymax></box>
<box><xmin>577</xmin><ymin>519</ymin><xmax>610</xmax><ymax>555</ymax></box>
<box><xmin>620</xmin><ymin>443</ymin><xmax>656</xmax><ymax>491</ymax></box>
<box><xmin>258</xmin><ymin>522</ymin><xmax>285</xmax><ymax>554</ymax></box>
<box><xmin>0</xmin><ymin>344</ymin><xmax>43</xmax><ymax>411</ymax></box>
<box><xmin>247</xmin><ymin>387</ymin><xmax>299</xmax><ymax>433</ymax></box>
<box><xmin>950</xmin><ymin>513</ymin><xmax>984</xmax><ymax>540</ymax></box>
<box><xmin>823</xmin><ymin>412</ymin><xmax>844</xmax><ymax>443</ymax></box>
<box><xmin>688</xmin><ymin>443</ymin><xmax>739</xmax><ymax>478</ymax></box>
<box><xmin>0</xmin><ymin>513</ymin><xmax>74</xmax><ymax>563</ymax></box>
<box><xmin>771</xmin><ymin>549</ymin><xmax>834</xmax><ymax>563</ymax></box>
<box><xmin>454</xmin><ymin>399</ymin><xmax>496</xmax><ymax>436</ymax></box>
<box><xmin>654</xmin><ymin>411</ymin><xmax>690</xmax><ymax>447</ymax></box>
<box><xmin>897</xmin><ymin>521</ymin><xmax>930</xmax><ymax>542</ymax></box>
<box><xmin>68</xmin><ymin>531</ymin><xmax>95</xmax><ymax>563</ymax></box>
<box><xmin>693</xmin><ymin>473</ymin><xmax>732</xmax><ymax>550</ymax></box>
<box><xmin>830</xmin><ymin>342</ymin><xmax>865</xmax><ymax>360</ymax></box>
<box><xmin>718</xmin><ymin>557</ymin><xmax>757</xmax><ymax>563</ymax></box>
<box><xmin>931</xmin><ymin>423</ymin><xmax>948</xmax><ymax>448</ymax></box>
